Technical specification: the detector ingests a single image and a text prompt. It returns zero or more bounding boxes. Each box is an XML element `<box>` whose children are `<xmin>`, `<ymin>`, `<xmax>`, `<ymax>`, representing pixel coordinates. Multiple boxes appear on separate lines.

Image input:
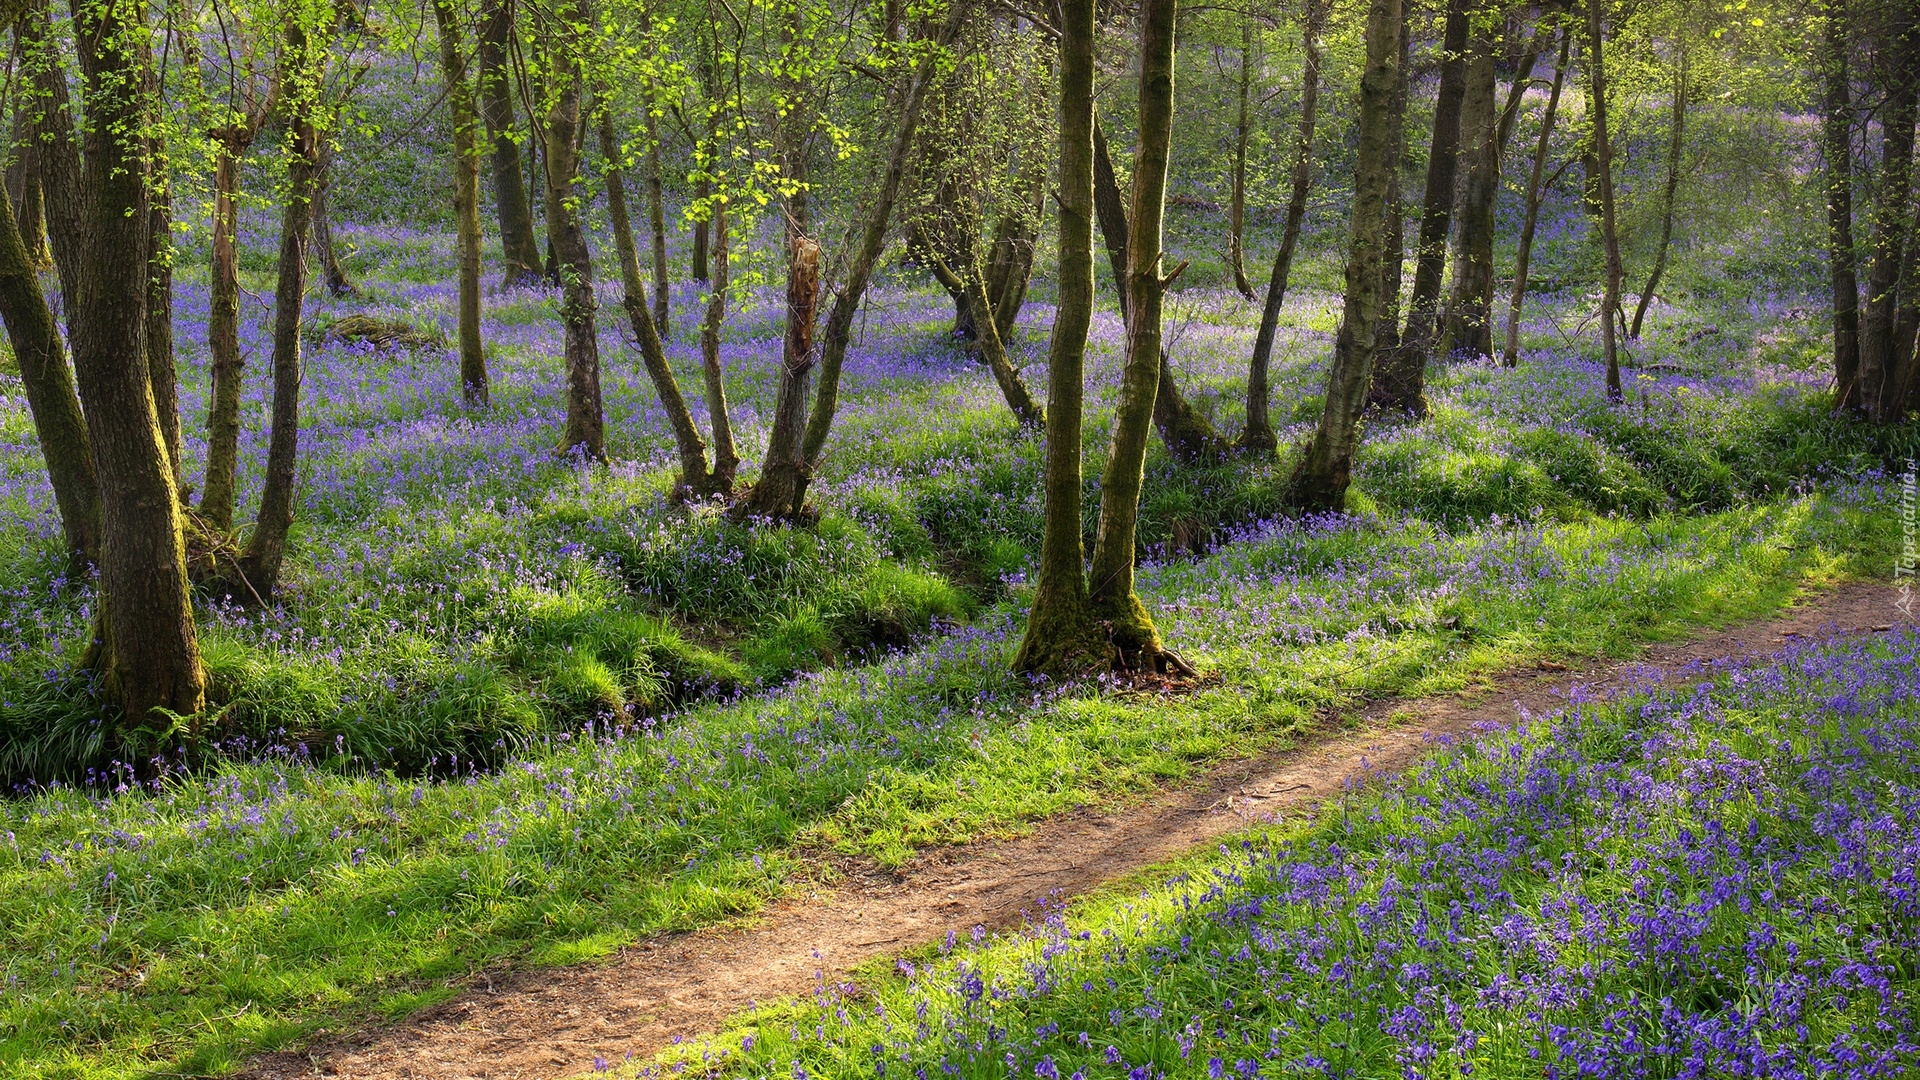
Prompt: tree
<box><xmin>192</xmin><ymin>8</ymin><xmax>276</xmax><ymax>532</ymax></box>
<box><xmin>1226</xmin><ymin>8</ymin><xmax>1257</xmax><ymax>300</ymax></box>
<box><xmin>1629</xmin><ymin>39</ymin><xmax>1688</xmax><ymax>338</ymax></box>
<box><xmin>478</xmin><ymin>0</ymin><xmax>543</xmax><ymax>287</ymax></box>
<box><xmin>1243</xmin><ymin>0</ymin><xmax>1327</xmax><ymax>452</ymax></box>
<box><xmin>1370</xmin><ymin>0</ymin><xmax>1468</xmax><ymax>415</ymax></box>
<box><xmin>1823</xmin><ymin>0</ymin><xmax>1862</xmax><ymax>408</ymax></box>
<box><xmin>1503</xmin><ymin>25</ymin><xmax>1570</xmax><ymax>365</ymax></box>
<box><xmin>538</xmin><ymin>0</ymin><xmax>606</xmax><ymax>460</ymax></box>
<box><xmin>1856</xmin><ymin>2</ymin><xmax>1916</xmax><ymax>422</ymax></box>
<box><xmin>1080</xmin><ymin>0</ymin><xmax>1188</xmax><ymax>672</ymax></box>
<box><xmin>236</xmin><ymin>0</ymin><xmax>334</xmax><ymax>600</ymax></box>
<box><xmin>1010</xmin><ymin>0</ymin><xmax>1099</xmax><ymax>675</ymax></box>
<box><xmin>68</xmin><ymin>0</ymin><xmax>206</xmax><ymax>733</ymax></box>
<box><xmin>434</xmin><ymin>0</ymin><xmax>490</xmax><ymax>407</ymax></box>
<box><xmin>1286</xmin><ymin>0</ymin><xmax>1402</xmax><ymax>509</ymax></box>
<box><xmin>1586</xmin><ymin>0</ymin><xmax>1625</xmax><ymax>403</ymax></box>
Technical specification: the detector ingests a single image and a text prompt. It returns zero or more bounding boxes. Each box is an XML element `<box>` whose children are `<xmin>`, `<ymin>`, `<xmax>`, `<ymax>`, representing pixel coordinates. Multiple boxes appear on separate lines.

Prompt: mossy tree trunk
<box><xmin>1286</xmin><ymin>0</ymin><xmax>1402</xmax><ymax>511</ymax></box>
<box><xmin>643</xmin><ymin>77</ymin><xmax>671</xmax><ymax>337</ymax></box>
<box><xmin>145</xmin><ymin>144</ymin><xmax>181</xmax><ymax>487</ymax></box>
<box><xmin>5</xmin><ymin>104</ymin><xmax>54</xmax><ymax>269</ymax></box>
<box><xmin>435</xmin><ymin>0</ymin><xmax>489</xmax><ymax>407</ymax></box>
<box><xmin>1093</xmin><ymin>114</ymin><xmax>1229</xmax><ymax>464</ymax></box>
<box><xmin>479</xmin><ymin>0</ymin><xmax>542</xmax><ymax>288</ymax></box>
<box><xmin>1084</xmin><ymin>0</ymin><xmax>1184</xmax><ymax>672</ymax></box>
<box><xmin>0</xmin><ymin>140</ymin><xmax>96</xmax><ymax>568</ymax></box>
<box><xmin>200</xmin><ymin>114</ymin><xmax>268</xmax><ymax>533</ymax></box>
<box><xmin>1503</xmin><ymin>27</ymin><xmax>1569</xmax><ymax>367</ymax></box>
<box><xmin>1370</xmin><ymin>0</ymin><xmax>1467</xmax><ymax>415</ymax></box>
<box><xmin>1244</xmin><ymin>0</ymin><xmax>1325</xmax><ymax>453</ymax></box>
<box><xmin>1823</xmin><ymin>0</ymin><xmax>1862</xmax><ymax>409</ymax></box>
<box><xmin>69</xmin><ymin>0</ymin><xmax>205</xmax><ymax>732</ymax></box>
<box><xmin>1011</xmin><ymin>0</ymin><xmax>1102</xmax><ymax>676</ymax></box>
<box><xmin>310</xmin><ymin>143</ymin><xmax>356</xmax><ymax>297</ymax></box>
<box><xmin>20</xmin><ymin>0</ymin><xmax>83</xmax><ymax>320</ymax></box>
<box><xmin>1586</xmin><ymin>0</ymin><xmax>1625</xmax><ymax>404</ymax></box>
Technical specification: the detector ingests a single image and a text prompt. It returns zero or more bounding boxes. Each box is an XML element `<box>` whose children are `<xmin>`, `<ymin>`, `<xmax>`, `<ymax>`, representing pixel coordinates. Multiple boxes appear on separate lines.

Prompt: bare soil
<box><xmin>242</xmin><ymin>579</ymin><xmax>1909</xmax><ymax>1080</ymax></box>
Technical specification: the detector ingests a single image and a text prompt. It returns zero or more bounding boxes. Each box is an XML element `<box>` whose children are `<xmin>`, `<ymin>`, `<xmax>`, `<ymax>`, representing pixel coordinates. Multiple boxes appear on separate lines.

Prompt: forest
<box><xmin>0</xmin><ymin>0</ymin><xmax>1918</xmax><ymax>1070</ymax></box>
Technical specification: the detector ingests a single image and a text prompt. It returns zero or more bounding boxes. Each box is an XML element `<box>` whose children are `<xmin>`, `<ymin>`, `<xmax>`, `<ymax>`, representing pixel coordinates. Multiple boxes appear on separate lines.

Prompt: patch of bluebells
<box><xmin>712</xmin><ymin>629</ymin><xmax>1920</xmax><ymax>1079</ymax></box>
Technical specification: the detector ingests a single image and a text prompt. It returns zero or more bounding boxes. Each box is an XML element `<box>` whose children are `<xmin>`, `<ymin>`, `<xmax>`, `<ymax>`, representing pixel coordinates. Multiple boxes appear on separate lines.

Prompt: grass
<box><xmin>691</xmin><ymin>626</ymin><xmax>1920</xmax><ymax>1080</ymax></box>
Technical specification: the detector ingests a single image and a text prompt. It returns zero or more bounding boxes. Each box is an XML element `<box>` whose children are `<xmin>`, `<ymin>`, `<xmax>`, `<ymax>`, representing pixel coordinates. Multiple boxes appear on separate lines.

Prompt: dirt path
<box><xmin>243</xmin><ymin>579</ymin><xmax>1909</xmax><ymax>1080</ymax></box>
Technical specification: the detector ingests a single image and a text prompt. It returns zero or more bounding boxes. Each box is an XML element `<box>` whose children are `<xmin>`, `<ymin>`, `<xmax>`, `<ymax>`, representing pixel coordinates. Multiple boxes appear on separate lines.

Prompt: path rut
<box><xmin>243</xmin><ymin>579</ymin><xmax>1909</xmax><ymax>1080</ymax></box>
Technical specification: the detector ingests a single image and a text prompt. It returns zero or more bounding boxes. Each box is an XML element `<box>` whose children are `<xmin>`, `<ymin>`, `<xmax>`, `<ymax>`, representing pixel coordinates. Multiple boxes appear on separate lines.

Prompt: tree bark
<box><xmin>1374</xmin><ymin>0</ymin><xmax>1411</xmax><ymax>385</ymax></box>
<box><xmin>1243</xmin><ymin>0</ymin><xmax>1324</xmax><ymax>452</ymax></box>
<box><xmin>697</xmin><ymin>199</ymin><xmax>739</xmax><ymax>486</ymax></box>
<box><xmin>19</xmin><ymin>0</ymin><xmax>82</xmax><ymax>322</ymax></box>
<box><xmin>1891</xmin><ymin>195</ymin><xmax>1920</xmax><ymax>411</ymax></box>
<box><xmin>310</xmin><ymin>143</ymin><xmax>356</xmax><ymax>297</ymax></box>
<box><xmin>200</xmin><ymin>127</ymin><xmax>259</xmax><ymax>533</ymax></box>
<box><xmin>643</xmin><ymin>78</ymin><xmax>671</xmax><ymax>337</ymax></box>
<box><xmin>1287</xmin><ymin>0</ymin><xmax>1401</xmax><ymax>510</ymax></box>
<box><xmin>436</xmin><ymin>0</ymin><xmax>488</xmax><ymax>406</ymax></box>
<box><xmin>0</xmin><ymin>143</ymin><xmax>96</xmax><ymax>567</ymax></box>
<box><xmin>69</xmin><ymin>0</ymin><xmax>205</xmax><ymax>730</ymax></box>
<box><xmin>1439</xmin><ymin>34</ymin><xmax>1498</xmax><ymax>360</ymax></box>
<box><xmin>691</xmin><ymin>176</ymin><xmax>710</xmax><ymax>282</ymax></box>
<box><xmin>921</xmin><ymin>242</ymin><xmax>1045</xmax><ymax>428</ymax></box>
<box><xmin>1503</xmin><ymin>28</ymin><xmax>1569</xmax><ymax>366</ymax></box>
<box><xmin>1630</xmin><ymin>44</ymin><xmax>1687</xmax><ymax>339</ymax></box>
<box><xmin>1012</xmin><ymin>0</ymin><xmax>1101</xmax><ymax>675</ymax></box>
<box><xmin>598</xmin><ymin>102</ymin><xmax>716</xmax><ymax>498</ymax></box>
<box><xmin>1093</xmin><ymin>114</ymin><xmax>1229</xmax><ymax>463</ymax></box>
<box><xmin>6</xmin><ymin>103</ymin><xmax>53</xmax><ymax>269</ymax></box>
<box><xmin>479</xmin><ymin>0</ymin><xmax>542</xmax><ymax>288</ymax></box>
<box><xmin>1587</xmin><ymin>0</ymin><xmax>1625</xmax><ymax>404</ymax></box>
<box><xmin>1084</xmin><ymin>0</ymin><xmax>1181</xmax><ymax>671</ymax></box>
<box><xmin>785</xmin><ymin>0</ymin><xmax>972</xmax><ymax>510</ymax></box>
<box><xmin>541</xmin><ymin>8</ymin><xmax>606</xmax><ymax>462</ymax></box>
<box><xmin>146</xmin><ymin>153</ymin><xmax>182</xmax><ymax>486</ymax></box>
<box><xmin>1370</xmin><ymin>0</ymin><xmax>1468</xmax><ymax>415</ymax></box>
<box><xmin>1824</xmin><ymin>0</ymin><xmax>1862</xmax><ymax>409</ymax></box>
<box><xmin>1858</xmin><ymin>7</ymin><xmax>1916</xmax><ymax>423</ymax></box>
<box><xmin>237</xmin><ymin>49</ymin><xmax>324</xmax><ymax>602</ymax></box>
<box><xmin>1227</xmin><ymin>11</ymin><xmax>1256</xmax><ymax>300</ymax></box>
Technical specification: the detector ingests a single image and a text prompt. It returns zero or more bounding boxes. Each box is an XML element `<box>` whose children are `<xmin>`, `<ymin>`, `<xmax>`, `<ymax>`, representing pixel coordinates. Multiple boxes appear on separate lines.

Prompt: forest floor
<box><xmin>239</xmin><ymin>577</ymin><xmax>1909</xmax><ymax>1080</ymax></box>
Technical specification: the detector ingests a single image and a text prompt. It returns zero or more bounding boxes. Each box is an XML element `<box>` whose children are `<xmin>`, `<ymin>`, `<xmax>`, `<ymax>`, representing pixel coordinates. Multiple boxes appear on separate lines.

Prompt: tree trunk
<box><xmin>1891</xmin><ymin>195</ymin><xmax>1920</xmax><ymax>411</ymax></box>
<box><xmin>983</xmin><ymin>198</ymin><xmax>1040</xmax><ymax>342</ymax></box>
<box><xmin>598</xmin><ymin>102</ymin><xmax>715</xmax><ymax>497</ymax></box>
<box><xmin>479</xmin><ymin>0</ymin><xmax>542</xmax><ymax>288</ymax></box>
<box><xmin>237</xmin><ymin>103</ymin><xmax>321</xmax><ymax>601</ymax></box>
<box><xmin>643</xmin><ymin>79</ymin><xmax>671</xmax><ymax>337</ymax></box>
<box><xmin>1012</xmin><ymin>0</ymin><xmax>1102</xmax><ymax>675</ymax></box>
<box><xmin>691</xmin><ymin>176</ymin><xmax>710</xmax><ymax>282</ymax></box>
<box><xmin>927</xmin><ymin>244</ymin><xmax>1044</xmax><ymax>428</ymax></box>
<box><xmin>1503</xmin><ymin>28</ymin><xmax>1569</xmax><ymax>366</ymax></box>
<box><xmin>310</xmin><ymin>144</ymin><xmax>356</xmax><ymax>297</ymax></box>
<box><xmin>0</xmin><ymin>144</ymin><xmax>96</xmax><ymax>567</ymax></box>
<box><xmin>1858</xmin><ymin>8</ymin><xmax>1916</xmax><ymax>423</ymax></box>
<box><xmin>6</xmin><ymin>106</ymin><xmax>53</xmax><ymax>268</ymax></box>
<box><xmin>1084</xmin><ymin>0</ymin><xmax>1182</xmax><ymax>671</ymax></box>
<box><xmin>146</xmin><ymin>157</ymin><xmax>182</xmax><ymax>487</ymax></box>
<box><xmin>69</xmin><ymin>0</ymin><xmax>205</xmax><ymax>730</ymax></box>
<box><xmin>1287</xmin><ymin>0</ymin><xmax>1401</xmax><ymax>510</ymax></box>
<box><xmin>1227</xmin><ymin>11</ymin><xmax>1256</xmax><ymax>300</ymax></box>
<box><xmin>201</xmin><ymin>135</ymin><xmax>252</xmax><ymax>533</ymax></box>
<box><xmin>1244</xmin><ymin>0</ymin><xmax>1324</xmax><ymax>453</ymax></box>
<box><xmin>1439</xmin><ymin>36</ymin><xmax>1498</xmax><ymax>361</ymax></box>
<box><xmin>1824</xmin><ymin>0</ymin><xmax>1862</xmax><ymax>408</ymax></box>
<box><xmin>1371</xmin><ymin>0</ymin><xmax>1468</xmax><ymax>415</ymax></box>
<box><xmin>785</xmin><ymin>0</ymin><xmax>972</xmax><ymax>511</ymax></box>
<box><xmin>1093</xmin><ymin>113</ymin><xmax>1229</xmax><ymax>463</ymax></box>
<box><xmin>1374</xmin><ymin>0</ymin><xmax>1411</xmax><ymax>382</ymax></box>
<box><xmin>1630</xmin><ymin>44</ymin><xmax>1687</xmax><ymax>339</ymax></box>
<box><xmin>542</xmin><ymin>16</ymin><xmax>606</xmax><ymax>462</ymax></box>
<box><xmin>697</xmin><ymin>199</ymin><xmax>739</xmax><ymax>486</ymax></box>
<box><xmin>20</xmin><ymin>0</ymin><xmax>83</xmax><ymax>321</ymax></box>
<box><xmin>1587</xmin><ymin>0</ymin><xmax>1625</xmax><ymax>404</ymax></box>
<box><xmin>436</xmin><ymin>0</ymin><xmax>488</xmax><ymax>406</ymax></box>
